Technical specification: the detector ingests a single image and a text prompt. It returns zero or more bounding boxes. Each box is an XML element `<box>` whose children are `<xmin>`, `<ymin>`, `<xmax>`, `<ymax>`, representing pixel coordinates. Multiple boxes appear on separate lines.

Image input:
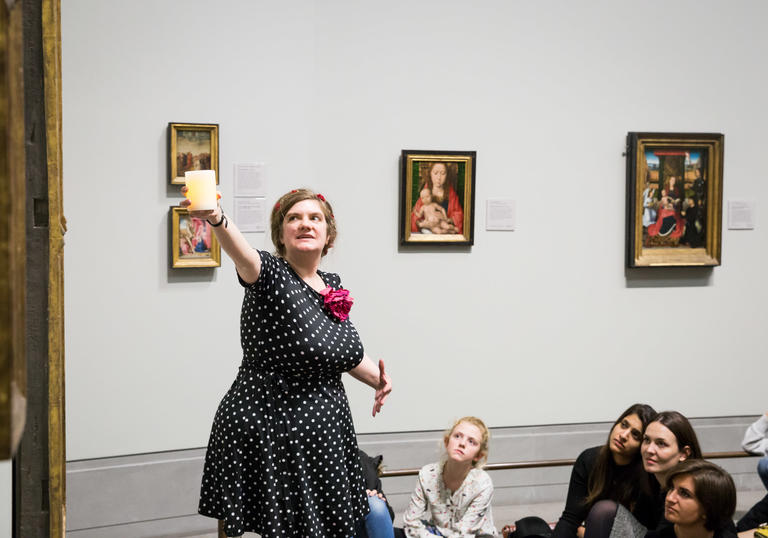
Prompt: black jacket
<box><xmin>737</xmin><ymin>493</ymin><xmax>768</xmax><ymax>531</ymax></box>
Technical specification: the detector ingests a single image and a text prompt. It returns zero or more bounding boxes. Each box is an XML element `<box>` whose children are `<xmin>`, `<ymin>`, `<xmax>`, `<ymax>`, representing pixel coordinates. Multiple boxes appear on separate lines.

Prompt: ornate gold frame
<box><xmin>44</xmin><ymin>0</ymin><xmax>66</xmax><ymax>535</ymax></box>
<box><xmin>0</xmin><ymin>0</ymin><xmax>27</xmax><ymax>461</ymax></box>
<box><xmin>626</xmin><ymin>132</ymin><xmax>723</xmax><ymax>268</ymax></box>
<box><xmin>171</xmin><ymin>207</ymin><xmax>222</xmax><ymax>268</ymax></box>
<box><xmin>168</xmin><ymin>122</ymin><xmax>220</xmax><ymax>185</ymax></box>
<box><xmin>400</xmin><ymin>150</ymin><xmax>476</xmax><ymax>246</ymax></box>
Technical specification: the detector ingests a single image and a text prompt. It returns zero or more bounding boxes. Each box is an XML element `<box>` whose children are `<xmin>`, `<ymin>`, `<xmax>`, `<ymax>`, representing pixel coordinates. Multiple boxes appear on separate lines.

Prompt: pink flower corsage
<box><xmin>319</xmin><ymin>286</ymin><xmax>353</xmax><ymax>321</ymax></box>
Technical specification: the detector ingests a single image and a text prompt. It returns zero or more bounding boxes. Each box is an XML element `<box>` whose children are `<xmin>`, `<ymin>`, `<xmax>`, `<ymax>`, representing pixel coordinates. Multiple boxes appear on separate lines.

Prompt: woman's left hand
<box><xmin>372</xmin><ymin>359</ymin><xmax>391</xmax><ymax>417</ymax></box>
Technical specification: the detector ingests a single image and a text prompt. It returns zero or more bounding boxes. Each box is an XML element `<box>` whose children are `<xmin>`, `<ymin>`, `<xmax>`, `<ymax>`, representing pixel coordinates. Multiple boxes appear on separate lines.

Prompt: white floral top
<box><xmin>403</xmin><ymin>461</ymin><xmax>497</xmax><ymax>537</ymax></box>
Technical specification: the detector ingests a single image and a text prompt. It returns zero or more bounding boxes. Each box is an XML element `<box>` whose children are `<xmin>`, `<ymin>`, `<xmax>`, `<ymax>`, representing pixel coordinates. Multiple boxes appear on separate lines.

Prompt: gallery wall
<box><xmin>61</xmin><ymin>0</ymin><xmax>768</xmax><ymax>461</ymax></box>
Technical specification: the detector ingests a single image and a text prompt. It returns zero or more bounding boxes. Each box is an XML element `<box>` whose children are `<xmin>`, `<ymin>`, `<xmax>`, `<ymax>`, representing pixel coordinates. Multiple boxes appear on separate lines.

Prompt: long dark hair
<box><xmin>584</xmin><ymin>403</ymin><xmax>656</xmax><ymax>508</ymax></box>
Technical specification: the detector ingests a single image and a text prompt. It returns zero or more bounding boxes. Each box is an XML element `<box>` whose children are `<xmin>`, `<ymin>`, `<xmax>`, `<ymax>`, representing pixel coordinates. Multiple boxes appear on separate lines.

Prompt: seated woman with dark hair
<box><xmin>584</xmin><ymin>410</ymin><xmax>704</xmax><ymax>538</ymax></box>
<box><xmin>646</xmin><ymin>459</ymin><xmax>737</xmax><ymax>538</ymax></box>
<box><xmin>552</xmin><ymin>403</ymin><xmax>657</xmax><ymax>538</ymax></box>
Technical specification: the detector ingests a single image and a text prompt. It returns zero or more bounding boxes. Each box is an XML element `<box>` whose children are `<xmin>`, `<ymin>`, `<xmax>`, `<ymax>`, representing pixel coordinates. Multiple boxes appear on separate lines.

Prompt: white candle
<box><xmin>185</xmin><ymin>170</ymin><xmax>217</xmax><ymax>211</ymax></box>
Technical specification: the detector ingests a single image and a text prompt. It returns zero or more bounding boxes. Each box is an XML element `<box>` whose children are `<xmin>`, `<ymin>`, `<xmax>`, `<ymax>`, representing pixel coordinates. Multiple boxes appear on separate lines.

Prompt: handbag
<box><xmin>509</xmin><ymin>516</ymin><xmax>553</xmax><ymax>538</ymax></box>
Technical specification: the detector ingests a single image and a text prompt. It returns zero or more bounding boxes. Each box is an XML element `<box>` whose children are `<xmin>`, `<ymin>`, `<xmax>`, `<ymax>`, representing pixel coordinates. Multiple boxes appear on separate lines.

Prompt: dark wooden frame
<box><xmin>399</xmin><ymin>149</ymin><xmax>476</xmax><ymax>246</ymax></box>
<box><xmin>626</xmin><ymin>132</ymin><xmax>723</xmax><ymax>267</ymax></box>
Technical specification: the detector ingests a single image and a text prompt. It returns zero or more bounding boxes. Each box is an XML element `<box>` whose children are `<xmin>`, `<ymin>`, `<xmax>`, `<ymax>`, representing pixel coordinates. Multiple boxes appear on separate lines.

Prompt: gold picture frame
<box><xmin>168</xmin><ymin>122</ymin><xmax>219</xmax><ymax>185</ymax></box>
<box><xmin>400</xmin><ymin>150</ymin><xmax>476</xmax><ymax>246</ymax></box>
<box><xmin>170</xmin><ymin>207</ymin><xmax>221</xmax><ymax>268</ymax></box>
<box><xmin>626</xmin><ymin>132</ymin><xmax>724</xmax><ymax>267</ymax></box>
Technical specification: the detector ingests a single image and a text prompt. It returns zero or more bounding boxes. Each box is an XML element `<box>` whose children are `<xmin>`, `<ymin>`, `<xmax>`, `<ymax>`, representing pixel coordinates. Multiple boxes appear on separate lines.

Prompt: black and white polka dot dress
<box><xmin>198</xmin><ymin>250</ymin><xmax>369</xmax><ymax>537</ymax></box>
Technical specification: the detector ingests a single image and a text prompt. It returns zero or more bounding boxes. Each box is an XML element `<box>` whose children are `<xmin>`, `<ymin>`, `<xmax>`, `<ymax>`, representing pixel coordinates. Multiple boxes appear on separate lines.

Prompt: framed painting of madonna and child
<box><xmin>399</xmin><ymin>150</ymin><xmax>476</xmax><ymax>246</ymax></box>
<box><xmin>626</xmin><ymin>132</ymin><xmax>723</xmax><ymax>268</ymax></box>
<box><xmin>170</xmin><ymin>207</ymin><xmax>221</xmax><ymax>268</ymax></box>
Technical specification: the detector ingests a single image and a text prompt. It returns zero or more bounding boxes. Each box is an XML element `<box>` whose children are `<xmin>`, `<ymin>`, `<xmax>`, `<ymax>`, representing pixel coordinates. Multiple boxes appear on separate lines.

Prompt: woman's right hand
<box><xmin>372</xmin><ymin>360</ymin><xmax>391</xmax><ymax>417</ymax></box>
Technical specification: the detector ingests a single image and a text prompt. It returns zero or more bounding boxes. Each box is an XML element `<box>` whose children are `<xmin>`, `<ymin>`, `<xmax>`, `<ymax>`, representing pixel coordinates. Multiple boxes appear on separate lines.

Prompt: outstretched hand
<box><xmin>372</xmin><ymin>359</ymin><xmax>391</xmax><ymax>417</ymax></box>
<box><xmin>180</xmin><ymin>185</ymin><xmax>221</xmax><ymax>221</ymax></box>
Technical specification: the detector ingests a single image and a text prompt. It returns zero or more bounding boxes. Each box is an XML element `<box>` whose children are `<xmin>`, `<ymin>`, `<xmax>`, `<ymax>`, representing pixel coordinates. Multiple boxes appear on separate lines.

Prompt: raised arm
<box><xmin>347</xmin><ymin>355</ymin><xmax>391</xmax><ymax>417</ymax></box>
<box><xmin>181</xmin><ymin>189</ymin><xmax>261</xmax><ymax>283</ymax></box>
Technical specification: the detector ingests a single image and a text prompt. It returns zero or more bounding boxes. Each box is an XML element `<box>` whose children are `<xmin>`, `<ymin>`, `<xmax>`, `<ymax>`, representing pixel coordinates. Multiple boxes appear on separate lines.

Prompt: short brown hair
<box><xmin>667</xmin><ymin>459</ymin><xmax>736</xmax><ymax>531</ymax></box>
<box><xmin>442</xmin><ymin>416</ymin><xmax>490</xmax><ymax>468</ymax></box>
<box><xmin>270</xmin><ymin>189</ymin><xmax>337</xmax><ymax>257</ymax></box>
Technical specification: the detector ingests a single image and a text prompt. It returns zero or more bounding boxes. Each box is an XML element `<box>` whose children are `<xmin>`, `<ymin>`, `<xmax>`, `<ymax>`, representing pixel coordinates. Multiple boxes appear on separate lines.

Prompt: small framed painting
<box><xmin>170</xmin><ymin>207</ymin><xmax>221</xmax><ymax>268</ymax></box>
<box><xmin>168</xmin><ymin>122</ymin><xmax>219</xmax><ymax>185</ymax></box>
<box><xmin>626</xmin><ymin>132</ymin><xmax>723</xmax><ymax>267</ymax></box>
<box><xmin>399</xmin><ymin>150</ymin><xmax>476</xmax><ymax>246</ymax></box>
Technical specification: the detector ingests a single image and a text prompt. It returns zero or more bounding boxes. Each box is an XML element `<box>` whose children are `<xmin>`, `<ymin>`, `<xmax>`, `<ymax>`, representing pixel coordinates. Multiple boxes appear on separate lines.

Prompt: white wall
<box><xmin>62</xmin><ymin>0</ymin><xmax>768</xmax><ymax>460</ymax></box>
<box><xmin>0</xmin><ymin>462</ymin><xmax>10</xmax><ymax>538</ymax></box>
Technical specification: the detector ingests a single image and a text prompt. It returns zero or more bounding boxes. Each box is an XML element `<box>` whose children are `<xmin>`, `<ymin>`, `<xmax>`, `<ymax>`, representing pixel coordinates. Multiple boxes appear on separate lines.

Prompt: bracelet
<box><xmin>208</xmin><ymin>211</ymin><xmax>228</xmax><ymax>228</ymax></box>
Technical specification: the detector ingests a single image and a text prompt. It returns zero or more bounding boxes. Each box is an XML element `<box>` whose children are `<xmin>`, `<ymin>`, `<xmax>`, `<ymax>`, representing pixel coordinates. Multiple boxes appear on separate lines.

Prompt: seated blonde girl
<box><xmin>402</xmin><ymin>416</ymin><xmax>497</xmax><ymax>537</ymax></box>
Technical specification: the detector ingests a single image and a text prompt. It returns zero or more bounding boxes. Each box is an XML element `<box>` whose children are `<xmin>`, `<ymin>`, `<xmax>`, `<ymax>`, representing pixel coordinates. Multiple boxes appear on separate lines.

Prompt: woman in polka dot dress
<box><xmin>181</xmin><ymin>188</ymin><xmax>393</xmax><ymax>537</ymax></box>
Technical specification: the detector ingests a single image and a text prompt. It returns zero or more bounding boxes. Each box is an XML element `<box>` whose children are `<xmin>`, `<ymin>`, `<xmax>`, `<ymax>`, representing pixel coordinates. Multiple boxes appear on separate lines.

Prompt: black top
<box><xmin>553</xmin><ymin>446</ymin><xmax>658</xmax><ymax>538</ymax></box>
<box><xmin>645</xmin><ymin>524</ymin><xmax>737</xmax><ymax>538</ymax></box>
<box><xmin>737</xmin><ymin>492</ymin><xmax>768</xmax><ymax>531</ymax></box>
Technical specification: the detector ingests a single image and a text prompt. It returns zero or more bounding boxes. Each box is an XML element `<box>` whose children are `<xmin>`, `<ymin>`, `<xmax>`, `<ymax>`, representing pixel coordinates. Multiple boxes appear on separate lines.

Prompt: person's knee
<box><xmin>367</xmin><ymin>495</ymin><xmax>390</xmax><ymax>520</ymax></box>
<box><xmin>757</xmin><ymin>456</ymin><xmax>768</xmax><ymax>476</ymax></box>
<box><xmin>758</xmin><ymin>457</ymin><xmax>768</xmax><ymax>490</ymax></box>
<box><xmin>583</xmin><ymin>500</ymin><xmax>619</xmax><ymax>538</ymax></box>
<box><xmin>588</xmin><ymin>500</ymin><xmax>619</xmax><ymax>521</ymax></box>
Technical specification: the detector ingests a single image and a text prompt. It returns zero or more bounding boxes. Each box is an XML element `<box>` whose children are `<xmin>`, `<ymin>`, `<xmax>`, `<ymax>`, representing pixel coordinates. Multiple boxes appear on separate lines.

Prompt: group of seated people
<box><xmin>355</xmin><ymin>407</ymin><xmax>768</xmax><ymax>538</ymax></box>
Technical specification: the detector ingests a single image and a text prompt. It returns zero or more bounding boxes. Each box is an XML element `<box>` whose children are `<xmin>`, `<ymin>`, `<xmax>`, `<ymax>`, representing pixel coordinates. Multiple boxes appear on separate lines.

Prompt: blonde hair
<box><xmin>269</xmin><ymin>188</ymin><xmax>337</xmax><ymax>257</ymax></box>
<box><xmin>442</xmin><ymin>416</ymin><xmax>490</xmax><ymax>468</ymax></box>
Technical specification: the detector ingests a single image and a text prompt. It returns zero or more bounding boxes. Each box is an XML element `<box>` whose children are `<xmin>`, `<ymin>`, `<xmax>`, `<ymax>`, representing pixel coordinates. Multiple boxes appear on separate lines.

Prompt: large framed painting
<box><xmin>626</xmin><ymin>132</ymin><xmax>723</xmax><ymax>267</ymax></box>
<box><xmin>170</xmin><ymin>207</ymin><xmax>221</xmax><ymax>268</ymax></box>
<box><xmin>400</xmin><ymin>150</ymin><xmax>476</xmax><ymax>246</ymax></box>
<box><xmin>168</xmin><ymin>122</ymin><xmax>219</xmax><ymax>185</ymax></box>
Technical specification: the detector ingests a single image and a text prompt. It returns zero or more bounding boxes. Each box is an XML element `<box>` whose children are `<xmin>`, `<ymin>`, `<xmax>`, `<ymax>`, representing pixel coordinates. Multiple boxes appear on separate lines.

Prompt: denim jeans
<box><xmin>758</xmin><ymin>456</ymin><xmax>768</xmax><ymax>491</ymax></box>
<box><xmin>354</xmin><ymin>495</ymin><xmax>394</xmax><ymax>538</ymax></box>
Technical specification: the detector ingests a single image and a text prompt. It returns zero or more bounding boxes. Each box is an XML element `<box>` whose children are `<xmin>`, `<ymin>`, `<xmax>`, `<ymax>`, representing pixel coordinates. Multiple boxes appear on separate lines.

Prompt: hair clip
<box><xmin>290</xmin><ymin>189</ymin><xmax>298</xmax><ymax>193</ymax></box>
<box><xmin>274</xmin><ymin>202</ymin><xmax>280</xmax><ymax>210</ymax></box>
<box><xmin>316</xmin><ymin>193</ymin><xmax>326</xmax><ymax>202</ymax></box>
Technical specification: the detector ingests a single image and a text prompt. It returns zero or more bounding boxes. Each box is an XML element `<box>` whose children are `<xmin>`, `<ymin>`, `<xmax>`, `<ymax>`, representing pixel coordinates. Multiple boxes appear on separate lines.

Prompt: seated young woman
<box><xmin>402</xmin><ymin>416</ymin><xmax>497</xmax><ymax>537</ymax></box>
<box><xmin>645</xmin><ymin>459</ymin><xmax>737</xmax><ymax>538</ymax></box>
<box><xmin>552</xmin><ymin>403</ymin><xmax>657</xmax><ymax>538</ymax></box>
<box><xmin>583</xmin><ymin>410</ymin><xmax>704</xmax><ymax>538</ymax></box>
